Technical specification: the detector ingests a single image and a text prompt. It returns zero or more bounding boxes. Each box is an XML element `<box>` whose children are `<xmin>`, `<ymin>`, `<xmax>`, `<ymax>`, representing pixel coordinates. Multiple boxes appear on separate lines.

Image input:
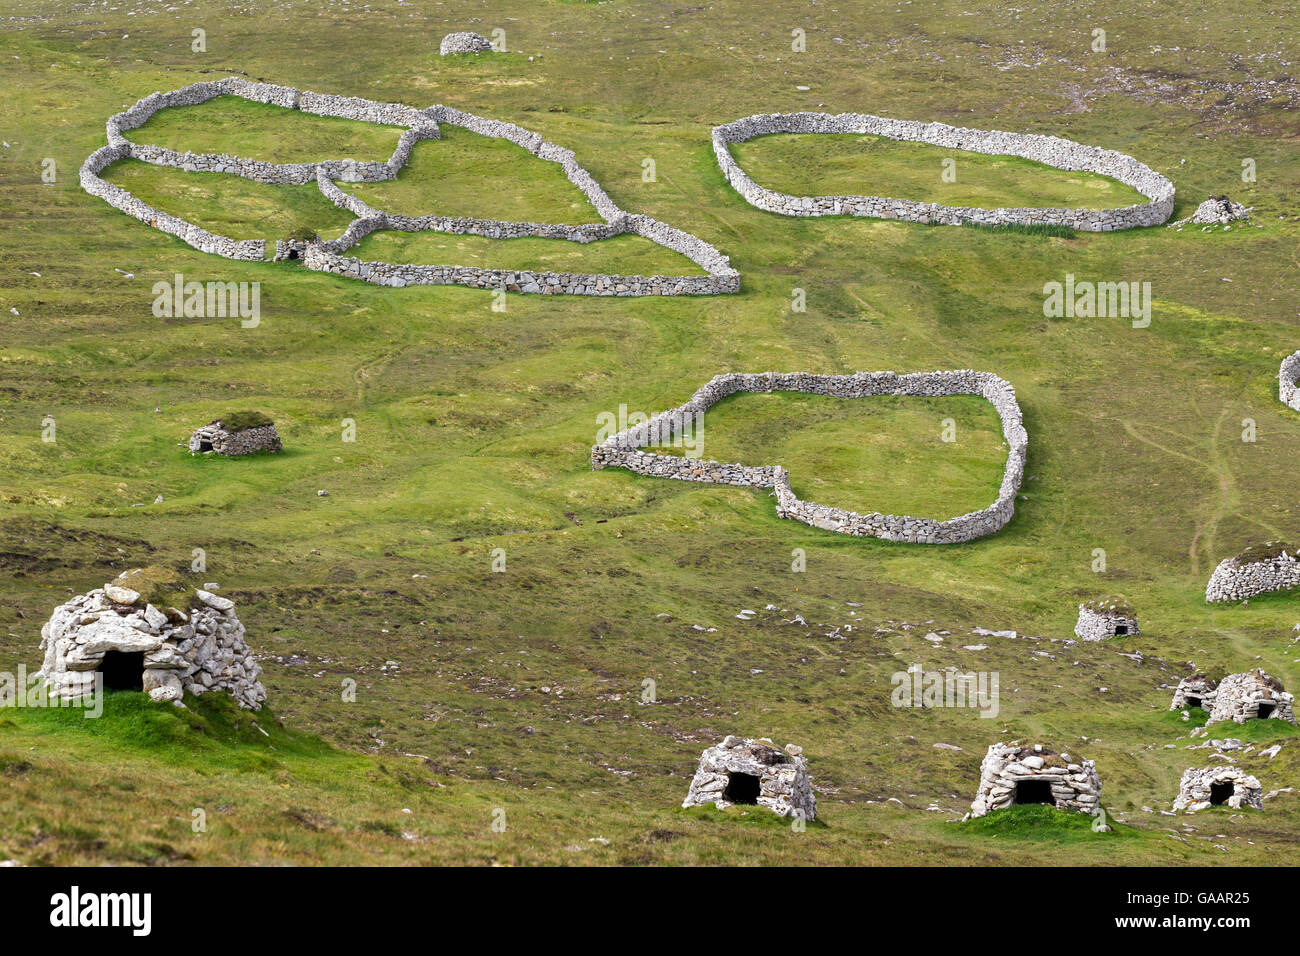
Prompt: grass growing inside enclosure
<box><xmin>345</xmin><ymin>126</ymin><xmax>605</xmax><ymax>224</ymax></box>
<box><xmin>100</xmin><ymin>159</ymin><xmax>357</xmax><ymax>242</ymax></box>
<box><xmin>652</xmin><ymin>392</ymin><xmax>1008</xmax><ymax>517</ymax></box>
<box><xmin>730</xmin><ymin>133</ymin><xmax>1149</xmax><ymax>209</ymax></box>
<box><xmin>125</xmin><ymin>94</ymin><xmax>405</xmax><ymax>164</ymax></box>
<box><xmin>349</xmin><ymin>229</ymin><xmax>705</xmax><ymax>274</ymax></box>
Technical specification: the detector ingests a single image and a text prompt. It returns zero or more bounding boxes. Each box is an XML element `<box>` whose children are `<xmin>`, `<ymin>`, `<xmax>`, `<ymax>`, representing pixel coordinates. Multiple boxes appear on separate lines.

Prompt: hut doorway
<box><xmin>98</xmin><ymin>650</ymin><xmax>145</xmax><ymax>691</ymax></box>
<box><xmin>723</xmin><ymin>772</ymin><xmax>761</xmax><ymax>805</ymax></box>
<box><xmin>1014</xmin><ymin>779</ymin><xmax>1055</xmax><ymax>805</ymax></box>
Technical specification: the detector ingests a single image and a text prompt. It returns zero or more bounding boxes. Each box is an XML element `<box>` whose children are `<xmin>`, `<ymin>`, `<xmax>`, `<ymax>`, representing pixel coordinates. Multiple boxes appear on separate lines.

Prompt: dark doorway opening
<box><xmin>1113</xmin><ymin>624</ymin><xmax>1128</xmax><ymax>635</ymax></box>
<box><xmin>1209</xmin><ymin>782</ymin><xmax>1234</xmax><ymax>806</ymax></box>
<box><xmin>723</xmin><ymin>772</ymin><xmax>760</xmax><ymax>805</ymax></box>
<box><xmin>198</xmin><ymin>440</ymin><xmax>213</xmax><ymax>452</ymax></box>
<box><xmin>1014</xmin><ymin>779</ymin><xmax>1055</xmax><ymax>805</ymax></box>
<box><xmin>1187</xmin><ymin>696</ymin><xmax>1202</xmax><ymax>709</ymax></box>
<box><xmin>98</xmin><ymin>650</ymin><xmax>144</xmax><ymax>691</ymax></box>
<box><xmin>288</xmin><ymin>249</ymin><xmax>299</xmax><ymax>260</ymax></box>
<box><xmin>1256</xmin><ymin>702</ymin><xmax>1275</xmax><ymax>719</ymax></box>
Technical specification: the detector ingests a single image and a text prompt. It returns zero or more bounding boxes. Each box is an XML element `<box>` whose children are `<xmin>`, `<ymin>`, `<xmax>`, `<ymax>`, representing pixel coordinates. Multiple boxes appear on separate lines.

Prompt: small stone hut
<box><xmin>189</xmin><ymin>412</ymin><xmax>281</xmax><ymax>456</ymax></box>
<box><xmin>1206</xmin><ymin>669</ymin><xmax>1296</xmax><ymax>726</ymax></box>
<box><xmin>1170</xmin><ymin>674</ymin><xmax>1218</xmax><ymax>712</ymax></box>
<box><xmin>682</xmin><ymin>735</ymin><xmax>816</xmax><ymax>820</ymax></box>
<box><xmin>970</xmin><ymin>743</ymin><xmax>1102</xmax><ymax>818</ymax></box>
<box><xmin>1075</xmin><ymin>599</ymin><xmax>1139</xmax><ymax>641</ymax></box>
<box><xmin>1174</xmin><ymin>767</ymin><xmax>1263</xmax><ymax>812</ymax></box>
<box><xmin>37</xmin><ymin>568</ymin><xmax>267</xmax><ymax>709</ymax></box>
<box><xmin>439</xmin><ymin>31</ymin><xmax>492</xmax><ymax>55</ymax></box>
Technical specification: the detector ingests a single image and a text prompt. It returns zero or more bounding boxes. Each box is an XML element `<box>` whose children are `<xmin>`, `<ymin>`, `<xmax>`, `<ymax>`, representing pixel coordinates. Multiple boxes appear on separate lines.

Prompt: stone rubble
<box><xmin>592</xmin><ymin>369</ymin><xmax>1027</xmax><ymax>544</ymax></box>
<box><xmin>713</xmin><ymin>112</ymin><xmax>1175</xmax><ymax>231</ymax></box>
<box><xmin>37</xmin><ymin>569</ymin><xmax>267</xmax><ymax>710</ymax></box>
<box><xmin>681</xmin><ymin>736</ymin><xmax>817</xmax><ymax>820</ymax></box>
<box><xmin>969</xmin><ymin>743</ymin><xmax>1103</xmax><ymax>818</ymax></box>
<box><xmin>439</xmin><ymin>32</ymin><xmax>493</xmax><ymax>55</ymax></box>
<box><xmin>80</xmin><ymin>79</ymin><xmax>738</xmax><ymax>297</ymax></box>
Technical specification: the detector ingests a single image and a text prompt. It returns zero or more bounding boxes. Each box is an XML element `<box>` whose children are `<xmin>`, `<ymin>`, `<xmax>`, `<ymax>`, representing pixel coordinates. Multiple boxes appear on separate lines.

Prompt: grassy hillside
<box><xmin>0</xmin><ymin>0</ymin><xmax>1297</xmax><ymax>865</ymax></box>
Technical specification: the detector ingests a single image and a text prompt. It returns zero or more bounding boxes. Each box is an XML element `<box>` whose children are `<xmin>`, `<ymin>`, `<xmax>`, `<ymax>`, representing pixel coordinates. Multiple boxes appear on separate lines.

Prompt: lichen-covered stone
<box><xmin>1173</xmin><ymin>766</ymin><xmax>1263</xmax><ymax>812</ymax></box>
<box><xmin>1205</xmin><ymin>670</ymin><xmax>1296</xmax><ymax>727</ymax></box>
<box><xmin>682</xmin><ymin>736</ymin><xmax>816</xmax><ymax>820</ymax></box>
<box><xmin>37</xmin><ymin>570</ymin><xmax>267</xmax><ymax>710</ymax></box>
<box><xmin>970</xmin><ymin>743</ymin><xmax>1102</xmax><ymax>818</ymax></box>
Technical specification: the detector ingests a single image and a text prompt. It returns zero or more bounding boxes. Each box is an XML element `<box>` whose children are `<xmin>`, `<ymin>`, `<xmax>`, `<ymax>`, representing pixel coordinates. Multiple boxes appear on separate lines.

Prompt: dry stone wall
<box><xmin>1174</xmin><ymin>767</ymin><xmax>1263</xmax><ymax>812</ymax></box>
<box><xmin>81</xmin><ymin>79</ymin><xmax>738</xmax><ymax>297</ymax></box>
<box><xmin>681</xmin><ymin>736</ymin><xmax>817</xmax><ymax>820</ymax></box>
<box><xmin>591</xmin><ymin>369</ymin><xmax>1027</xmax><ymax>544</ymax></box>
<box><xmin>713</xmin><ymin>112</ymin><xmax>1174</xmax><ymax>232</ymax></box>
<box><xmin>1206</xmin><ymin>670</ymin><xmax>1296</xmax><ymax>726</ymax></box>
<box><xmin>969</xmin><ymin>743</ymin><xmax>1102</xmax><ymax>818</ymax></box>
<box><xmin>1280</xmin><ymin>351</ymin><xmax>1300</xmax><ymax>412</ymax></box>
<box><xmin>1205</xmin><ymin>548</ymin><xmax>1300</xmax><ymax>603</ymax></box>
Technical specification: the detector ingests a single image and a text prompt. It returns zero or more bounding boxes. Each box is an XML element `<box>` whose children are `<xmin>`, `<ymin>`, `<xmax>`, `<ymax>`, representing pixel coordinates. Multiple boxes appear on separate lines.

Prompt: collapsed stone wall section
<box><xmin>82</xmin><ymin>79</ymin><xmax>737</xmax><ymax>297</ymax></box>
<box><xmin>713</xmin><ymin>112</ymin><xmax>1175</xmax><ymax>232</ymax></box>
<box><xmin>591</xmin><ymin>369</ymin><xmax>1027</xmax><ymax>544</ymax></box>
<box><xmin>1280</xmin><ymin>350</ymin><xmax>1300</xmax><ymax>412</ymax></box>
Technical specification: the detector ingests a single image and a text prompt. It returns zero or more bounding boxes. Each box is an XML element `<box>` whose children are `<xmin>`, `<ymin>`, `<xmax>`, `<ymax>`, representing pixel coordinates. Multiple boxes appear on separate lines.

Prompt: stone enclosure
<box><xmin>1173</xmin><ymin>767</ymin><xmax>1263</xmax><ymax>812</ymax></box>
<box><xmin>1074</xmin><ymin>600</ymin><xmax>1139</xmax><ymax>641</ymax></box>
<box><xmin>1205</xmin><ymin>544</ymin><xmax>1300</xmax><ymax>603</ymax></box>
<box><xmin>969</xmin><ymin>743</ymin><xmax>1102</xmax><ymax>818</ymax></box>
<box><xmin>681</xmin><ymin>736</ymin><xmax>817</xmax><ymax>820</ymax></box>
<box><xmin>189</xmin><ymin>415</ymin><xmax>282</xmax><ymax>456</ymax></box>
<box><xmin>1206</xmin><ymin>670</ymin><xmax>1296</xmax><ymax>727</ymax></box>
<box><xmin>591</xmin><ymin>369</ymin><xmax>1027</xmax><ymax>544</ymax></box>
<box><xmin>37</xmin><ymin>569</ymin><xmax>267</xmax><ymax>710</ymax></box>
<box><xmin>80</xmin><ymin>79</ymin><xmax>738</xmax><ymax>297</ymax></box>
<box><xmin>713</xmin><ymin>112</ymin><xmax>1175</xmax><ymax>231</ymax></box>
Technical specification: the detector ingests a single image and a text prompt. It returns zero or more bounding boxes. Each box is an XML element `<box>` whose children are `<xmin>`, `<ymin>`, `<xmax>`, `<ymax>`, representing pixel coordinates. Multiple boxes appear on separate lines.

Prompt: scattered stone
<box><xmin>682</xmin><ymin>736</ymin><xmax>816</xmax><ymax>820</ymax></box>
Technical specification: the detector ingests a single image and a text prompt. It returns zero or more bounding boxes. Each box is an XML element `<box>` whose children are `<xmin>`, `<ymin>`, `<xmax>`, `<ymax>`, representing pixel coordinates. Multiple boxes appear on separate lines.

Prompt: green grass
<box><xmin>100</xmin><ymin>158</ymin><xmax>357</xmax><ymax>242</ymax></box>
<box><xmin>960</xmin><ymin>804</ymin><xmax>1133</xmax><ymax>842</ymax></box>
<box><xmin>218</xmin><ymin>410</ymin><xmax>275</xmax><ymax>431</ymax></box>
<box><xmin>125</xmin><ymin>94</ymin><xmax>405</xmax><ymax>165</ymax></box>
<box><xmin>0</xmin><ymin>0</ymin><xmax>1298</xmax><ymax>865</ymax></box>
<box><xmin>651</xmin><ymin>392</ymin><xmax>1008</xmax><ymax>517</ymax></box>
<box><xmin>348</xmin><ymin>229</ymin><xmax>704</xmax><ymax>274</ymax></box>
<box><xmin>731</xmin><ymin>133</ymin><xmax>1150</xmax><ymax>209</ymax></box>
<box><xmin>345</xmin><ymin>126</ymin><xmax>605</xmax><ymax>224</ymax></box>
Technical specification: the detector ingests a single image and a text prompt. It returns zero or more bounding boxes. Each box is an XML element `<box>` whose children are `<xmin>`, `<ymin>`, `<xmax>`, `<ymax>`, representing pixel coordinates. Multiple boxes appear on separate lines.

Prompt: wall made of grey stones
<box><xmin>1205</xmin><ymin>550</ymin><xmax>1300</xmax><ymax>603</ymax></box>
<box><xmin>713</xmin><ymin>112</ymin><xmax>1175</xmax><ymax>232</ymax></box>
<box><xmin>82</xmin><ymin>79</ymin><xmax>738</xmax><ymax>297</ymax></box>
<box><xmin>591</xmin><ymin>370</ymin><xmax>1027</xmax><ymax>544</ymax></box>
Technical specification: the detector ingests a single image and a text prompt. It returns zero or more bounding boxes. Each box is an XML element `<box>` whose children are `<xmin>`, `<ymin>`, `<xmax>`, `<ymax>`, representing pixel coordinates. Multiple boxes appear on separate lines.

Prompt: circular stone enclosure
<box><xmin>713</xmin><ymin>112</ymin><xmax>1174</xmax><ymax>232</ymax></box>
